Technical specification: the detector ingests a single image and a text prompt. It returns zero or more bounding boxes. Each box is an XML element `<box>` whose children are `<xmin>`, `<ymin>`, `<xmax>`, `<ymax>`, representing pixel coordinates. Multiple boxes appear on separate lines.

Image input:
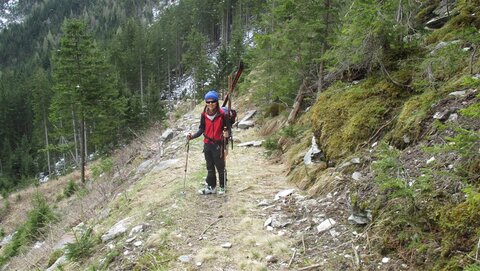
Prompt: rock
<box><xmin>46</xmin><ymin>255</ymin><xmax>67</xmax><ymax>271</ymax></box>
<box><xmin>316</xmin><ymin>218</ymin><xmax>336</xmax><ymax>233</ymax></box>
<box><xmin>433</xmin><ymin>111</ymin><xmax>449</xmax><ymax>121</ymax></box>
<box><xmin>348</xmin><ymin>213</ymin><xmax>371</xmax><ymax>225</ymax></box>
<box><xmin>270</xmin><ymin>214</ymin><xmax>292</xmax><ymax>228</ymax></box>
<box><xmin>221</xmin><ymin>242</ymin><xmax>232</xmax><ymax>248</ymax></box>
<box><xmin>53</xmin><ymin>232</ymin><xmax>75</xmax><ymax>250</ymax></box>
<box><xmin>449</xmin><ymin>90</ymin><xmax>466</xmax><ymax>97</ymax></box>
<box><xmin>240</xmin><ymin>110</ymin><xmax>257</xmax><ymax>121</ymax></box>
<box><xmin>161</xmin><ymin>128</ymin><xmax>174</xmax><ymax>141</ymax></box>
<box><xmin>129</xmin><ymin>225</ymin><xmax>144</xmax><ymax>237</ymax></box>
<box><xmin>126</xmin><ymin>236</ymin><xmax>136</xmax><ymax>243</ymax></box>
<box><xmin>257</xmin><ymin>199</ymin><xmax>270</xmax><ymax>207</ymax></box>
<box><xmin>274</xmin><ymin>189</ymin><xmax>295</xmax><ymax>200</ymax></box>
<box><xmin>329</xmin><ymin>229</ymin><xmax>340</xmax><ymax>238</ymax></box>
<box><xmin>101</xmin><ymin>217</ymin><xmax>132</xmax><ymax>242</ymax></box>
<box><xmin>238</xmin><ymin>140</ymin><xmax>263</xmax><ymax>147</ymax></box>
<box><xmin>133</xmin><ymin>241</ymin><xmax>143</xmax><ymax>247</ymax></box>
<box><xmin>382</xmin><ymin>257</ymin><xmax>390</xmax><ymax>263</ymax></box>
<box><xmin>264</xmin><ymin>217</ymin><xmax>273</xmax><ymax>228</ymax></box>
<box><xmin>0</xmin><ymin>232</ymin><xmax>15</xmax><ymax>247</ymax></box>
<box><xmin>266</xmin><ymin>255</ymin><xmax>278</xmax><ymax>263</ymax></box>
<box><xmin>351</xmin><ymin>157</ymin><xmax>361</xmax><ymax>164</ymax></box>
<box><xmin>178</xmin><ymin>255</ymin><xmax>191</xmax><ymax>263</ymax></box>
<box><xmin>238</xmin><ymin>120</ymin><xmax>255</xmax><ymax>129</ymax></box>
<box><xmin>425</xmin><ymin>15</ymin><xmax>451</xmax><ymax>29</ymax></box>
<box><xmin>152</xmin><ymin>159</ymin><xmax>180</xmax><ymax>172</ymax></box>
<box><xmin>300</xmin><ymin>199</ymin><xmax>318</xmax><ymax>212</ymax></box>
<box><xmin>448</xmin><ymin>113</ymin><xmax>458</xmax><ymax>122</ymax></box>
<box><xmin>304</xmin><ymin>136</ymin><xmax>324</xmax><ymax>165</ymax></box>
<box><xmin>352</xmin><ymin>172</ymin><xmax>363</xmax><ymax>181</ymax></box>
<box><xmin>33</xmin><ymin>241</ymin><xmax>44</xmax><ymax>249</ymax></box>
<box><xmin>426</xmin><ymin>157</ymin><xmax>436</xmax><ymax>164</ymax></box>
<box><xmin>135</xmin><ymin>159</ymin><xmax>153</xmax><ymax>176</ymax></box>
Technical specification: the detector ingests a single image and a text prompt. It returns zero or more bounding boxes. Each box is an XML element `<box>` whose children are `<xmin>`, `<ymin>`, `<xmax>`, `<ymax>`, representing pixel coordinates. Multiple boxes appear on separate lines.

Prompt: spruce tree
<box><xmin>51</xmin><ymin>19</ymin><xmax>125</xmax><ymax>183</ymax></box>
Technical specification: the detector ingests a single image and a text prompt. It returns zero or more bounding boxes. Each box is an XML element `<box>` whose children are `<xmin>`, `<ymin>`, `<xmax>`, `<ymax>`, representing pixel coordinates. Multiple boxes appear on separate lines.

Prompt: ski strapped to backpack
<box><xmin>222</xmin><ymin>61</ymin><xmax>244</xmax><ymax>149</ymax></box>
<box><xmin>221</xmin><ymin>61</ymin><xmax>244</xmax><ymax>193</ymax></box>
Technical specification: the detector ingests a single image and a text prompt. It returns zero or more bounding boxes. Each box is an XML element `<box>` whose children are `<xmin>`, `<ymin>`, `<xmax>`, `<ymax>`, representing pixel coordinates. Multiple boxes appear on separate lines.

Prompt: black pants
<box><xmin>204</xmin><ymin>143</ymin><xmax>226</xmax><ymax>188</ymax></box>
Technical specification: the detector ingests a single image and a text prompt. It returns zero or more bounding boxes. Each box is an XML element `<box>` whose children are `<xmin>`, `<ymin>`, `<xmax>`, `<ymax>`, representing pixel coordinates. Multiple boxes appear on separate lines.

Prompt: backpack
<box><xmin>222</xmin><ymin>107</ymin><xmax>238</xmax><ymax>125</ymax></box>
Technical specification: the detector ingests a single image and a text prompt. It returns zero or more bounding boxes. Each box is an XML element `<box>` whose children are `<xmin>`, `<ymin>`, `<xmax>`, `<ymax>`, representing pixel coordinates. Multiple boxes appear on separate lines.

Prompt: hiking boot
<box><xmin>198</xmin><ymin>186</ymin><xmax>216</xmax><ymax>195</ymax></box>
<box><xmin>218</xmin><ymin>187</ymin><xmax>225</xmax><ymax>195</ymax></box>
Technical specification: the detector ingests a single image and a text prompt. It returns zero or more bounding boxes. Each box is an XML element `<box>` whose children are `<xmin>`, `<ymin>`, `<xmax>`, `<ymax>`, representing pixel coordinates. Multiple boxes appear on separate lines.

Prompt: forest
<box><xmin>0</xmin><ymin>0</ymin><xmax>259</xmax><ymax>190</ymax></box>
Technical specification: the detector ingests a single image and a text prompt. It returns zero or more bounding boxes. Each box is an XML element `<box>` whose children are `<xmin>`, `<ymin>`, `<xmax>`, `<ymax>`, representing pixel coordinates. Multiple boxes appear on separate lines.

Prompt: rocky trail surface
<box><xmin>3</xmin><ymin>103</ymin><xmax>397</xmax><ymax>271</ymax></box>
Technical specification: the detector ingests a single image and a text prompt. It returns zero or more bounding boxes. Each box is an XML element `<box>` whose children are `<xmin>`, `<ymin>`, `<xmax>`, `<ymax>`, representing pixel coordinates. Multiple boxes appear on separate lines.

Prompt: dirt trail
<box><xmin>103</xmin><ymin>106</ymin><xmax>298</xmax><ymax>271</ymax></box>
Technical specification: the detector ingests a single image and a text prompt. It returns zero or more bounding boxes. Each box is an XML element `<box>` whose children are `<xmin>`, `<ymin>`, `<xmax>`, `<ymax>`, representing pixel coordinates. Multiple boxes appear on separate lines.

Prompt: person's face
<box><xmin>206</xmin><ymin>99</ymin><xmax>217</xmax><ymax>109</ymax></box>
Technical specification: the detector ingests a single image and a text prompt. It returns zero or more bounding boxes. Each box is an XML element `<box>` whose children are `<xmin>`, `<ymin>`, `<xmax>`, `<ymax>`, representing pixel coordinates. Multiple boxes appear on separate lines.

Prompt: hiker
<box><xmin>187</xmin><ymin>90</ymin><xmax>231</xmax><ymax>195</ymax></box>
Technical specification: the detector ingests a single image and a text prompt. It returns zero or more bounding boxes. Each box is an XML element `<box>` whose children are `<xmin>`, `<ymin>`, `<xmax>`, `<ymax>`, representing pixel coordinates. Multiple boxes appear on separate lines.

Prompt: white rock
<box><xmin>426</xmin><ymin>157</ymin><xmax>436</xmax><ymax>164</ymax></box>
<box><xmin>178</xmin><ymin>255</ymin><xmax>191</xmax><ymax>263</ymax></box>
<box><xmin>134</xmin><ymin>241</ymin><xmax>143</xmax><ymax>247</ymax></box>
<box><xmin>238</xmin><ymin>140</ymin><xmax>263</xmax><ymax>147</ymax></box>
<box><xmin>266</xmin><ymin>255</ymin><xmax>278</xmax><ymax>263</ymax></box>
<box><xmin>351</xmin><ymin>157</ymin><xmax>361</xmax><ymax>164</ymax></box>
<box><xmin>382</xmin><ymin>257</ymin><xmax>390</xmax><ymax>263</ymax></box>
<box><xmin>449</xmin><ymin>90</ymin><xmax>466</xmax><ymax>96</ymax></box>
<box><xmin>129</xmin><ymin>225</ymin><xmax>144</xmax><ymax>237</ymax></box>
<box><xmin>274</xmin><ymin>189</ymin><xmax>295</xmax><ymax>200</ymax></box>
<box><xmin>46</xmin><ymin>255</ymin><xmax>67</xmax><ymax>271</ymax></box>
<box><xmin>264</xmin><ymin>217</ymin><xmax>273</xmax><ymax>228</ymax></box>
<box><xmin>221</xmin><ymin>242</ymin><xmax>232</xmax><ymax>248</ymax></box>
<box><xmin>101</xmin><ymin>217</ymin><xmax>132</xmax><ymax>242</ymax></box>
<box><xmin>316</xmin><ymin>218</ymin><xmax>336</xmax><ymax>233</ymax></box>
<box><xmin>352</xmin><ymin>172</ymin><xmax>363</xmax><ymax>181</ymax></box>
<box><xmin>152</xmin><ymin>159</ymin><xmax>180</xmax><ymax>173</ymax></box>
<box><xmin>161</xmin><ymin>128</ymin><xmax>174</xmax><ymax>141</ymax></box>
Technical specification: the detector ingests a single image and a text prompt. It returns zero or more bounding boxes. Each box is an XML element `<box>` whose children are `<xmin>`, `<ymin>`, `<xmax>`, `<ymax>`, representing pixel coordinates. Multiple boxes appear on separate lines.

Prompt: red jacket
<box><xmin>191</xmin><ymin>108</ymin><xmax>230</xmax><ymax>144</ymax></box>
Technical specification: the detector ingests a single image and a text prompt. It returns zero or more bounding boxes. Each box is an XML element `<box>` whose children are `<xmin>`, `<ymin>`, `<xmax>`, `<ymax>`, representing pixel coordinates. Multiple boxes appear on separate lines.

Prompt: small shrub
<box><xmin>281</xmin><ymin>125</ymin><xmax>299</xmax><ymax>138</ymax></box>
<box><xmin>263</xmin><ymin>137</ymin><xmax>280</xmax><ymax>151</ymax></box>
<box><xmin>24</xmin><ymin>194</ymin><xmax>57</xmax><ymax>240</ymax></box>
<box><xmin>63</xmin><ymin>180</ymin><xmax>78</xmax><ymax>198</ymax></box>
<box><xmin>65</xmin><ymin>227</ymin><xmax>97</xmax><ymax>261</ymax></box>
<box><xmin>91</xmin><ymin>158</ymin><xmax>114</xmax><ymax>179</ymax></box>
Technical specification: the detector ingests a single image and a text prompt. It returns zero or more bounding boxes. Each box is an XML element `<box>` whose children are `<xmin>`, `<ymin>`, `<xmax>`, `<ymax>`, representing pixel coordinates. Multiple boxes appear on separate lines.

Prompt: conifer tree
<box><xmin>51</xmin><ymin>19</ymin><xmax>125</xmax><ymax>183</ymax></box>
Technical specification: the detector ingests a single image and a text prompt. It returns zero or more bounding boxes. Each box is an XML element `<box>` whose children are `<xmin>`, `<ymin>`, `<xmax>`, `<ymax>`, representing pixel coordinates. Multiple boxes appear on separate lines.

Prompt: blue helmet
<box><xmin>204</xmin><ymin>90</ymin><xmax>219</xmax><ymax>101</ymax></box>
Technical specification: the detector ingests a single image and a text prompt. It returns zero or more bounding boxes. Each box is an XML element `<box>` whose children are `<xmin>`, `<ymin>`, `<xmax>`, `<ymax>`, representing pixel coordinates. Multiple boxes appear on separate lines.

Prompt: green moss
<box><xmin>388</xmin><ymin>90</ymin><xmax>437</xmax><ymax>147</ymax></box>
<box><xmin>310</xmin><ymin>77</ymin><xmax>405</xmax><ymax>160</ymax></box>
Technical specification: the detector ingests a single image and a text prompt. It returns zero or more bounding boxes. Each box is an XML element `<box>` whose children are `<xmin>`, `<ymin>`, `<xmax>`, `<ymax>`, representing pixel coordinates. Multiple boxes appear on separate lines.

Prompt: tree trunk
<box><xmin>80</xmin><ymin>116</ymin><xmax>86</xmax><ymax>183</ymax></box>
<box><xmin>71</xmin><ymin>108</ymin><xmax>79</xmax><ymax>164</ymax></box>
<box><xmin>317</xmin><ymin>0</ymin><xmax>331</xmax><ymax>95</ymax></box>
<box><xmin>140</xmin><ymin>57</ymin><xmax>144</xmax><ymax>106</ymax></box>
<box><xmin>287</xmin><ymin>80</ymin><xmax>307</xmax><ymax>125</ymax></box>
<box><xmin>84</xmin><ymin>120</ymin><xmax>88</xmax><ymax>163</ymax></box>
<box><xmin>43</xmin><ymin>110</ymin><xmax>51</xmax><ymax>174</ymax></box>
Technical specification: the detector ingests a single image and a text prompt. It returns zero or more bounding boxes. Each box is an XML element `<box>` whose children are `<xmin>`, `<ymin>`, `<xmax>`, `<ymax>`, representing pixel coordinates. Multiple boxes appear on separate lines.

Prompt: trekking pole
<box><xmin>182</xmin><ymin>139</ymin><xmax>190</xmax><ymax>195</ymax></box>
<box><xmin>223</xmin><ymin>127</ymin><xmax>228</xmax><ymax>192</ymax></box>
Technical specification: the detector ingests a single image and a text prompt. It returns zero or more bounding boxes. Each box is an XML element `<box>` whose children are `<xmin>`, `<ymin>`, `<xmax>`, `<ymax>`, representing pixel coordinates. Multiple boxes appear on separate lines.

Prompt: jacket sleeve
<box><xmin>191</xmin><ymin>115</ymin><xmax>205</xmax><ymax>139</ymax></box>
